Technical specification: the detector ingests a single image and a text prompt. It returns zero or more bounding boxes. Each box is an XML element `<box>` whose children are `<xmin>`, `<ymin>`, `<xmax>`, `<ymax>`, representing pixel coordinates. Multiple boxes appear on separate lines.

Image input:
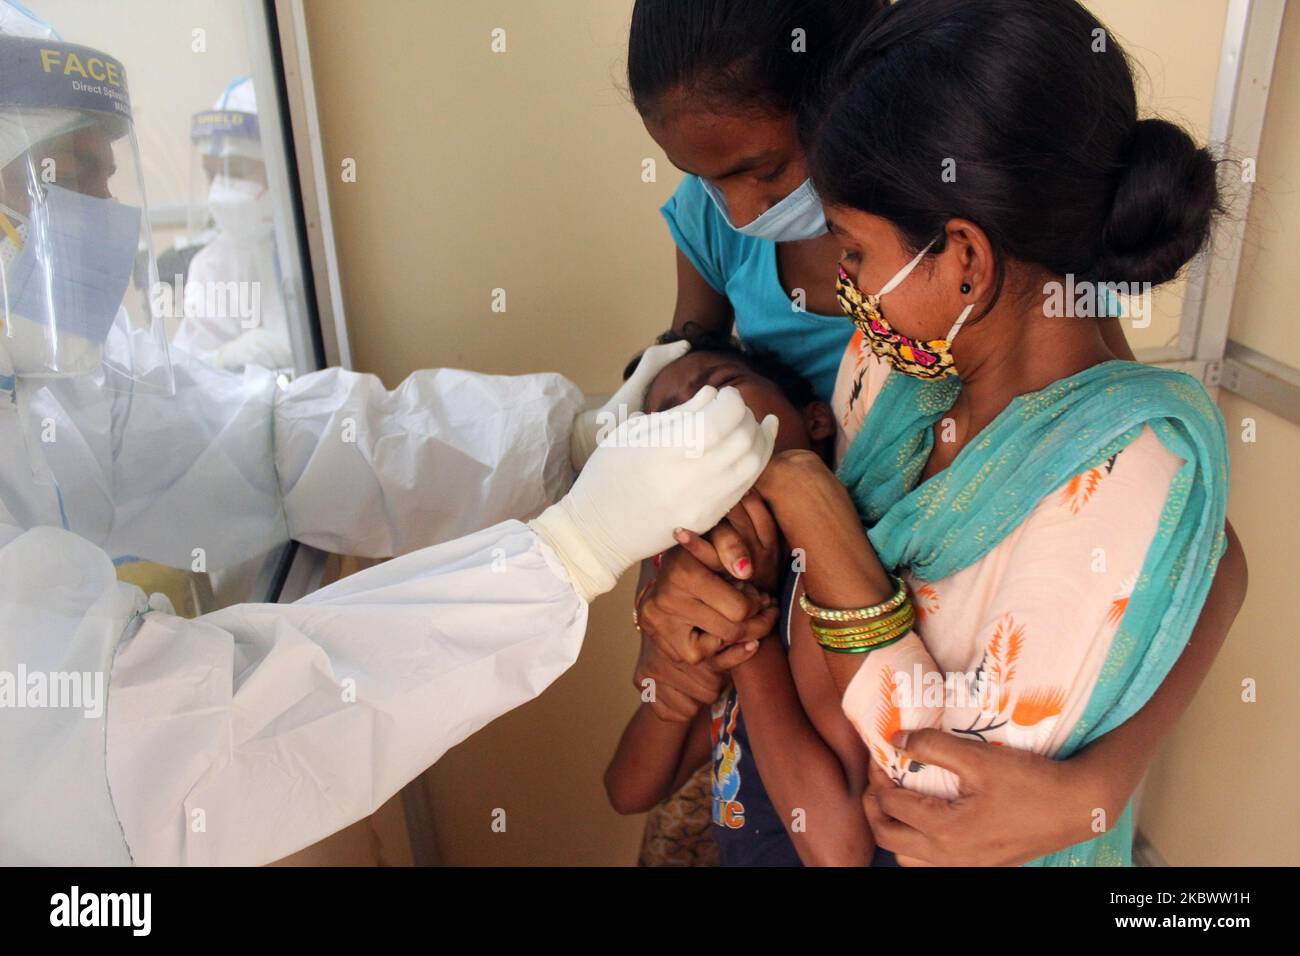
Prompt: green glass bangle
<box><xmin>816</xmin><ymin>630</ymin><xmax>912</xmax><ymax>651</ymax></box>
<box><xmin>814</xmin><ymin>615</ymin><xmax>915</xmax><ymax>652</ymax></box>
<box><xmin>816</xmin><ymin>629</ymin><xmax>912</xmax><ymax>651</ymax></box>
<box><xmin>818</xmin><ymin>632</ymin><xmax>909</xmax><ymax>655</ymax></box>
<box><xmin>810</xmin><ymin>602</ymin><xmax>915</xmax><ymax>639</ymax></box>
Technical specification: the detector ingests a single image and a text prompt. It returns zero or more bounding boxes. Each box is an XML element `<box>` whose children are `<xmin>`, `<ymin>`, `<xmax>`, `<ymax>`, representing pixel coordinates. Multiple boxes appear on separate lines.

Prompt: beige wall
<box><xmin>301</xmin><ymin>0</ymin><xmax>1294</xmax><ymax>865</ymax></box>
<box><xmin>1223</xmin><ymin>0</ymin><xmax>1300</xmax><ymax>370</ymax></box>
<box><xmin>1084</xmin><ymin>0</ymin><xmax>1228</xmax><ymax>353</ymax></box>
<box><xmin>304</xmin><ymin>0</ymin><xmax>678</xmax><ymax>393</ymax></box>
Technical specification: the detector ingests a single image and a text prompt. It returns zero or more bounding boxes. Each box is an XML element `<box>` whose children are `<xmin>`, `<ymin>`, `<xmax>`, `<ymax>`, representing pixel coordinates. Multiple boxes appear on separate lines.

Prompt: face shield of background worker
<box><xmin>171</xmin><ymin>76</ymin><xmax>292</xmax><ymax>371</ymax></box>
<box><xmin>0</xmin><ymin>3</ymin><xmax>780</xmax><ymax>865</ymax></box>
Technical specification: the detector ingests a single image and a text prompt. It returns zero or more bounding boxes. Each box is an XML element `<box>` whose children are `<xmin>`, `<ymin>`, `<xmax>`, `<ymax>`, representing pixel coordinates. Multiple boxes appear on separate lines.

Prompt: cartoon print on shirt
<box><xmin>711</xmin><ymin>693</ymin><xmax>745</xmax><ymax>829</ymax></box>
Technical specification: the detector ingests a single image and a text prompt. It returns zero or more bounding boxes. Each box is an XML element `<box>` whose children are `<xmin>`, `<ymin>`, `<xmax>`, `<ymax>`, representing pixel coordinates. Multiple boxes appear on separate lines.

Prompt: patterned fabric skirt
<box><xmin>637</xmin><ymin>763</ymin><xmax>719</xmax><ymax>867</ymax></box>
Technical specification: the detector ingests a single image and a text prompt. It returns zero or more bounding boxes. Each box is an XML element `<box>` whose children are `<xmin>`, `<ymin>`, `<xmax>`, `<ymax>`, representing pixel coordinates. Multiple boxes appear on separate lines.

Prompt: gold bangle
<box><xmin>812</xmin><ymin>605</ymin><xmax>915</xmax><ymax>651</ymax></box>
<box><xmin>816</xmin><ymin>621</ymin><xmax>912</xmax><ymax>648</ymax></box>
<box><xmin>811</xmin><ymin>613</ymin><xmax>914</xmax><ymax>646</ymax></box>
<box><xmin>799</xmin><ymin>574</ymin><xmax>907</xmax><ymax>622</ymax></box>
<box><xmin>820</xmin><ymin>631</ymin><xmax>910</xmax><ymax>655</ymax></box>
<box><xmin>809</xmin><ymin>602</ymin><xmax>915</xmax><ymax>639</ymax></box>
<box><xmin>815</xmin><ymin>626</ymin><xmax>914</xmax><ymax>652</ymax></box>
<box><xmin>815</xmin><ymin>625</ymin><xmax>912</xmax><ymax>652</ymax></box>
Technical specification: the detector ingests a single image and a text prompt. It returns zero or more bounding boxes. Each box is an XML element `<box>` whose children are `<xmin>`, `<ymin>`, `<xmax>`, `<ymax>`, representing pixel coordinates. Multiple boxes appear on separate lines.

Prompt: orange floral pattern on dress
<box><xmin>1011</xmin><ymin>687</ymin><xmax>1066</xmax><ymax>727</ymax></box>
<box><xmin>873</xmin><ymin>667</ymin><xmax>902</xmax><ymax>744</ymax></box>
<box><xmin>1107</xmin><ymin>596</ymin><xmax>1130</xmax><ymax>626</ymax></box>
<box><xmin>1060</xmin><ymin>452</ymin><xmax>1122</xmax><ymax>515</ymax></box>
<box><xmin>912</xmin><ymin>583</ymin><xmax>940</xmax><ymax>623</ymax></box>
<box><xmin>1107</xmin><ymin>573</ymin><xmax>1137</xmax><ymax>626</ymax></box>
<box><xmin>871</xmin><ymin>668</ymin><xmax>916</xmax><ymax>783</ymax></box>
<box><xmin>985</xmin><ymin>614</ymin><xmax>1024</xmax><ymax>716</ymax></box>
<box><xmin>1061</xmin><ymin>467</ymin><xmax>1105</xmax><ymax>514</ymax></box>
<box><xmin>842</xmin><ymin>330</ymin><xmax>870</xmax><ymax>429</ymax></box>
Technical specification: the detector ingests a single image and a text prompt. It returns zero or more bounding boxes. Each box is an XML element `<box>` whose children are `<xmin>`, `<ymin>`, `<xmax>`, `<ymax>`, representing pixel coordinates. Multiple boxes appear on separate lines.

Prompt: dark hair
<box><xmin>628</xmin><ymin>0</ymin><xmax>889</xmax><ymax>118</ymax></box>
<box><xmin>801</xmin><ymin>0</ymin><xmax>1221</xmax><ymax>298</ymax></box>
<box><xmin>624</xmin><ymin>323</ymin><xmax>820</xmax><ymax>410</ymax></box>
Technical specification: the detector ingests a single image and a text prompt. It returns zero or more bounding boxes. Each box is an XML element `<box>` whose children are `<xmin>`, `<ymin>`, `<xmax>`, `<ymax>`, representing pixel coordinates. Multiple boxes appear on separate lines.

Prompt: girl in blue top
<box><xmin>628</xmin><ymin>0</ymin><xmax>890</xmax><ymax>401</ymax></box>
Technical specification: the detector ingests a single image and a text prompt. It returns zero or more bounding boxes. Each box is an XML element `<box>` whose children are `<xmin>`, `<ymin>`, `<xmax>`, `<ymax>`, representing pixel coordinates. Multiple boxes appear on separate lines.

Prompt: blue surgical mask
<box><xmin>701</xmin><ymin>177</ymin><xmax>828</xmax><ymax>243</ymax></box>
<box><xmin>1</xmin><ymin>184</ymin><xmax>141</xmax><ymax>347</ymax></box>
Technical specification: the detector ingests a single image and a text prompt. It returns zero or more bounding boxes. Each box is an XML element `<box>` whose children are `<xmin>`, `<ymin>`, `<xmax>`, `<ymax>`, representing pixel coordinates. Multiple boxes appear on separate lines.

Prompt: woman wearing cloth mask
<box><xmin>628</xmin><ymin>0</ymin><xmax>1247</xmax><ymax>865</ymax></box>
<box><xmin>171</xmin><ymin>76</ymin><xmax>292</xmax><ymax>371</ymax></box>
<box><xmin>0</xmin><ymin>7</ymin><xmax>774</xmax><ymax>865</ymax></box>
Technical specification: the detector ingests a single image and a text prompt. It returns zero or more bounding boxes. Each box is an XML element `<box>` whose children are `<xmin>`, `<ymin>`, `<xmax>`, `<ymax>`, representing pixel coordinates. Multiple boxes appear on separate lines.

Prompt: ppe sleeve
<box><xmin>105</xmin><ymin>518</ymin><xmax>587</xmax><ymax>865</ymax></box>
<box><xmin>660</xmin><ymin>174</ymin><xmax>730</xmax><ymax>294</ymax></box>
<box><xmin>273</xmin><ymin>366</ymin><xmax>584</xmax><ymax>557</ymax></box>
<box><xmin>89</xmin><ymin>346</ymin><xmax>583</xmax><ymax>573</ymax></box>
<box><xmin>0</xmin><ymin>523</ymin><xmax>141</xmax><ymax>865</ymax></box>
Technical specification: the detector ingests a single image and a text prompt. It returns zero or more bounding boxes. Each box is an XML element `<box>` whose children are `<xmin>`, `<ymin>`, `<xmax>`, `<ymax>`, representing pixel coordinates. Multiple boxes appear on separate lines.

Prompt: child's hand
<box><xmin>705</xmin><ymin>580</ymin><xmax>779</xmax><ymax>672</ymax></box>
<box><xmin>698</xmin><ymin>491</ymin><xmax>784</xmax><ymax>592</ymax></box>
<box><xmin>639</xmin><ymin>543</ymin><xmax>779</xmax><ymax>665</ymax></box>
<box><xmin>633</xmin><ymin>631</ymin><xmax>737</xmax><ymax>723</ymax></box>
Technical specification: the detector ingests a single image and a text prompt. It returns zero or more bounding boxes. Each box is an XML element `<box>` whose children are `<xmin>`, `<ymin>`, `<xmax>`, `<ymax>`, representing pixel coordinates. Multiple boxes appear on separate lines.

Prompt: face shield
<box><xmin>189</xmin><ymin>79</ymin><xmax>272</xmax><ymax>246</ymax></box>
<box><xmin>0</xmin><ymin>34</ymin><xmax>173</xmax><ymax>393</ymax></box>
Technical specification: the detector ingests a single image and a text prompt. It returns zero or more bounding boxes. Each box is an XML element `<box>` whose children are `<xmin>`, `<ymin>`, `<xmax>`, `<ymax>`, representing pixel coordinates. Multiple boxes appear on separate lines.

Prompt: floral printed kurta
<box><xmin>830</xmin><ymin>331</ymin><xmax>1183</xmax><ymax>799</ymax></box>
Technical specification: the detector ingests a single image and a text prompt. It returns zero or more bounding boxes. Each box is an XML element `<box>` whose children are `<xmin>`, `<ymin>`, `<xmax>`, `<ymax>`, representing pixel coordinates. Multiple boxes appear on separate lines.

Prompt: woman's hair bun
<box><xmin>1093</xmin><ymin>118</ymin><xmax>1220</xmax><ymax>286</ymax></box>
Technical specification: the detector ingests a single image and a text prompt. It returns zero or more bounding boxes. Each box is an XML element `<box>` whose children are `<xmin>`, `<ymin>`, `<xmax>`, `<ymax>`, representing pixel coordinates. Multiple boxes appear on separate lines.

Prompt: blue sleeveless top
<box><xmin>661</xmin><ymin>175</ymin><xmax>854</xmax><ymax>403</ymax></box>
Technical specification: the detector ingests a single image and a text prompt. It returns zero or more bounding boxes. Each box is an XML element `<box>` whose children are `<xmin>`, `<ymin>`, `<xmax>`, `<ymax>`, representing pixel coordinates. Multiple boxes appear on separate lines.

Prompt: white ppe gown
<box><xmin>173</xmin><ymin>233</ymin><xmax>294</xmax><ymax>371</ymax></box>
<box><xmin>0</xmin><ymin>348</ymin><xmax>587</xmax><ymax>865</ymax></box>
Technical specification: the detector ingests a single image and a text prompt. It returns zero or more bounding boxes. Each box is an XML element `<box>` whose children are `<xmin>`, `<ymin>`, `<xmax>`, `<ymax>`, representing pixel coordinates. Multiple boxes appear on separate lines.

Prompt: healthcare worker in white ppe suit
<box><xmin>0</xmin><ymin>4</ymin><xmax>776</xmax><ymax>866</ymax></box>
<box><xmin>172</xmin><ymin>75</ymin><xmax>293</xmax><ymax>371</ymax></box>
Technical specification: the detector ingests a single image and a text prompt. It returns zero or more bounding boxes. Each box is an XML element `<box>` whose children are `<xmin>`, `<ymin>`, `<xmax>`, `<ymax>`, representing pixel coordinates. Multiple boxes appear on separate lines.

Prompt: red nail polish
<box><xmin>736</xmin><ymin>558</ymin><xmax>751</xmax><ymax>575</ymax></box>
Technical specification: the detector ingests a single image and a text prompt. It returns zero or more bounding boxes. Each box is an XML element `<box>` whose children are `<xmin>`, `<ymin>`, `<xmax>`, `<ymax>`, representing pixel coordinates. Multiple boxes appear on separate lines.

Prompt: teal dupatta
<box><xmin>836</xmin><ymin>360</ymin><xmax>1229</xmax><ymax>866</ymax></box>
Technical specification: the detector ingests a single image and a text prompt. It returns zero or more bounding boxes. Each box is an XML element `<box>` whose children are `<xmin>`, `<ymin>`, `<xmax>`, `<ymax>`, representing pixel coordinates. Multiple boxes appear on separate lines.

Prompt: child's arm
<box><xmin>605</xmin><ymin>701</ymin><xmax>712</xmax><ymax>815</ymax></box>
<box><xmin>674</xmin><ymin>494</ymin><xmax>876</xmax><ymax>866</ymax></box>
<box><xmin>605</xmin><ymin>629</ymin><xmax>756</xmax><ymax>814</ymax></box>
<box><xmin>730</xmin><ymin>633</ymin><xmax>876</xmax><ymax>866</ymax></box>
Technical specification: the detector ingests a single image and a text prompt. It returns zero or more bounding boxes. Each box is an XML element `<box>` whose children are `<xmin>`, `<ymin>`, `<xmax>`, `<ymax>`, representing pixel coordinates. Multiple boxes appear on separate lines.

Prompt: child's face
<box><xmin>643</xmin><ymin>350</ymin><xmax>828</xmax><ymax>456</ymax></box>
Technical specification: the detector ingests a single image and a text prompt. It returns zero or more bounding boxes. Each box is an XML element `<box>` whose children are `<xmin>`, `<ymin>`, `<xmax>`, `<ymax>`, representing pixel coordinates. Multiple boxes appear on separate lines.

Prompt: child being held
<box><xmin>605</xmin><ymin>328</ymin><xmax>880</xmax><ymax>867</ymax></box>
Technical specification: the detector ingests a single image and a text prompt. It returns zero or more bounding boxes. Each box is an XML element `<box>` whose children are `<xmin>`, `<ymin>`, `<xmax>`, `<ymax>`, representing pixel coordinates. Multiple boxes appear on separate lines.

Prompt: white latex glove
<box><xmin>534</xmin><ymin>385</ymin><xmax>778</xmax><ymax>602</ymax></box>
<box><xmin>569</xmin><ymin>338</ymin><xmax>692</xmax><ymax>471</ymax></box>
